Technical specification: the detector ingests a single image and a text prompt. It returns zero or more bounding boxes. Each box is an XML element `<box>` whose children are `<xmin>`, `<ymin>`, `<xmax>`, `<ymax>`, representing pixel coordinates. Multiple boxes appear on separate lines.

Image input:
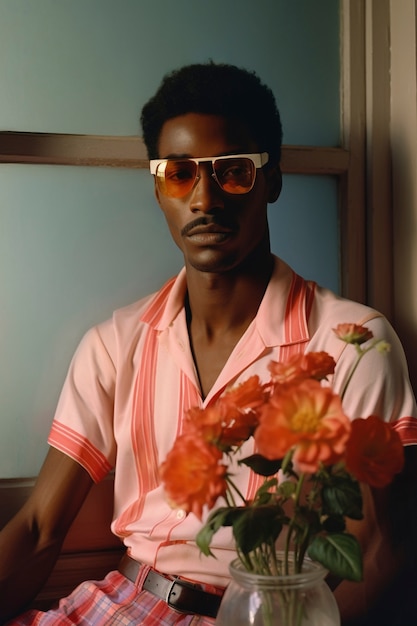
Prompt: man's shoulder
<box><xmin>75</xmin><ymin>284</ymin><xmax>173</xmax><ymax>362</ymax></box>
<box><xmin>309</xmin><ymin>283</ymin><xmax>392</xmax><ymax>347</ymax></box>
<box><xmin>313</xmin><ymin>284</ymin><xmax>380</xmax><ymax>320</ymax></box>
<box><xmin>113</xmin><ymin>291</ymin><xmax>159</xmax><ymax>319</ymax></box>
<box><xmin>73</xmin><ymin>293</ymin><xmax>158</xmax><ymax>359</ymax></box>
<box><xmin>98</xmin><ymin>272</ymin><xmax>182</xmax><ymax>335</ymax></box>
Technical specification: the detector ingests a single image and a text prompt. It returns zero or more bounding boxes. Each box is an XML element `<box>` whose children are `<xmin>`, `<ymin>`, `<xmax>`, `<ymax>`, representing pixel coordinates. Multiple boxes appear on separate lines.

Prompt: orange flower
<box><xmin>255</xmin><ymin>379</ymin><xmax>351</xmax><ymax>473</ymax></box>
<box><xmin>159</xmin><ymin>433</ymin><xmax>227</xmax><ymax>520</ymax></box>
<box><xmin>345</xmin><ymin>415</ymin><xmax>404</xmax><ymax>487</ymax></box>
<box><xmin>219</xmin><ymin>375</ymin><xmax>267</xmax><ymax>413</ymax></box>
<box><xmin>185</xmin><ymin>376</ymin><xmax>266</xmax><ymax>449</ymax></box>
<box><xmin>333</xmin><ymin>323</ymin><xmax>373</xmax><ymax>345</ymax></box>
<box><xmin>268</xmin><ymin>356</ymin><xmax>307</xmax><ymax>386</ymax></box>
<box><xmin>268</xmin><ymin>352</ymin><xmax>335</xmax><ymax>386</ymax></box>
<box><xmin>302</xmin><ymin>352</ymin><xmax>336</xmax><ymax>380</ymax></box>
<box><xmin>217</xmin><ymin>406</ymin><xmax>260</xmax><ymax>449</ymax></box>
<box><xmin>216</xmin><ymin>376</ymin><xmax>267</xmax><ymax>447</ymax></box>
<box><xmin>185</xmin><ymin>405</ymin><xmax>223</xmax><ymax>443</ymax></box>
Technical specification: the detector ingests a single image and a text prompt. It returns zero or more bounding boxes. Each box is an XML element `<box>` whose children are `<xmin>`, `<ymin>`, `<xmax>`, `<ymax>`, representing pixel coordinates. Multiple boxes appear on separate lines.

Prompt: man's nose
<box><xmin>189</xmin><ymin>164</ymin><xmax>224</xmax><ymax>213</ymax></box>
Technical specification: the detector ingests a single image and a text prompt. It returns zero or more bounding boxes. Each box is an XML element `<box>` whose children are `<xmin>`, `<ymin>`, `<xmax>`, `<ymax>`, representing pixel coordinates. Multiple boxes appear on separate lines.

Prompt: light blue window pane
<box><xmin>270</xmin><ymin>175</ymin><xmax>340</xmax><ymax>293</ymax></box>
<box><xmin>0</xmin><ymin>164</ymin><xmax>339</xmax><ymax>476</ymax></box>
<box><xmin>0</xmin><ymin>0</ymin><xmax>340</xmax><ymax>145</ymax></box>
<box><xmin>0</xmin><ymin>164</ymin><xmax>182</xmax><ymax>476</ymax></box>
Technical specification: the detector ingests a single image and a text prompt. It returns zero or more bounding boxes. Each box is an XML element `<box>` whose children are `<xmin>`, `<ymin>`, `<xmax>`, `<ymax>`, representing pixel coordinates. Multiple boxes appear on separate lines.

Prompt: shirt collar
<box><xmin>141</xmin><ymin>256</ymin><xmax>312</xmax><ymax>348</ymax></box>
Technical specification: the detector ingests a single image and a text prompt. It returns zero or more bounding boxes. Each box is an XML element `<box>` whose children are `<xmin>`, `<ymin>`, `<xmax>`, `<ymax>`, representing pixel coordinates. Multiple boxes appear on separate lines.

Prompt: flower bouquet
<box><xmin>160</xmin><ymin>324</ymin><xmax>405</xmax><ymax>624</ymax></box>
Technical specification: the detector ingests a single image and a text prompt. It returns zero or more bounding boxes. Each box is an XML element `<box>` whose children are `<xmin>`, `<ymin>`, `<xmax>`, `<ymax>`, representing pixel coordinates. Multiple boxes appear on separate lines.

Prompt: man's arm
<box><xmin>0</xmin><ymin>447</ymin><xmax>94</xmax><ymax>622</ymax></box>
<box><xmin>332</xmin><ymin>445</ymin><xmax>417</xmax><ymax>625</ymax></box>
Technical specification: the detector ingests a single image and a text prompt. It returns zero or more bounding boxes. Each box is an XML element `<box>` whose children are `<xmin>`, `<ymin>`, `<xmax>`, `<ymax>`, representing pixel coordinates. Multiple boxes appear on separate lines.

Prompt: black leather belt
<box><xmin>118</xmin><ymin>554</ymin><xmax>223</xmax><ymax>618</ymax></box>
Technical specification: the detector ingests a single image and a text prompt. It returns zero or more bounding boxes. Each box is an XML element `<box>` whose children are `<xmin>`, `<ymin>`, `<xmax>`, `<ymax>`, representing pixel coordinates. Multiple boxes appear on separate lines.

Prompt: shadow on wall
<box><xmin>391</xmin><ymin>134</ymin><xmax>417</xmax><ymax>398</ymax></box>
<box><xmin>397</xmin><ymin>322</ymin><xmax>417</xmax><ymax>399</ymax></box>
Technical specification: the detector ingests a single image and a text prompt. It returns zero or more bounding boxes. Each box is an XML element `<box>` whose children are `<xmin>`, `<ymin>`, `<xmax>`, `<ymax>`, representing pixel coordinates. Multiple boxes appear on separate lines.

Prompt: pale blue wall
<box><xmin>0</xmin><ymin>0</ymin><xmax>339</xmax><ymax>142</ymax></box>
<box><xmin>0</xmin><ymin>0</ymin><xmax>340</xmax><ymax>477</ymax></box>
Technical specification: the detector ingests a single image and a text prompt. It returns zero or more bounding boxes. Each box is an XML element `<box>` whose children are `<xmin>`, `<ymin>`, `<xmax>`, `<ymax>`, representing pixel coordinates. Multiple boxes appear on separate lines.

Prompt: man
<box><xmin>1</xmin><ymin>62</ymin><xmax>416</xmax><ymax>625</ymax></box>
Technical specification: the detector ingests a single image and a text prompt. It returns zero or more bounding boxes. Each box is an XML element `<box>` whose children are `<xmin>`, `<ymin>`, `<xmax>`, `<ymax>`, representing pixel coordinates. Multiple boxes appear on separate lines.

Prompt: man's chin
<box><xmin>186</xmin><ymin>253</ymin><xmax>238</xmax><ymax>274</ymax></box>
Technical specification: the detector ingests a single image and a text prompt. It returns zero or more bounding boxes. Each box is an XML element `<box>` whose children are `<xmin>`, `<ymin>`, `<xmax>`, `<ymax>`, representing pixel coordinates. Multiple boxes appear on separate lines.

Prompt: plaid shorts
<box><xmin>6</xmin><ymin>565</ymin><xmax>221</xmax><ymax>625</ymax></box>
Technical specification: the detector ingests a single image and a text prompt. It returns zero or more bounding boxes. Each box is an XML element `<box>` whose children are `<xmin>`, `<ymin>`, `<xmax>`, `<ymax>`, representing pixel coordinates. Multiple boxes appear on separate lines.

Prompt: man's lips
<box><xmin>186</xmin><ymin>224</ymin><xmax>234</xmax><ymax>238</ymax></box>
<box><xmin>181</xmin><ymin>217</ymin><xmax>236</xmax><ymax>238</ymax></box>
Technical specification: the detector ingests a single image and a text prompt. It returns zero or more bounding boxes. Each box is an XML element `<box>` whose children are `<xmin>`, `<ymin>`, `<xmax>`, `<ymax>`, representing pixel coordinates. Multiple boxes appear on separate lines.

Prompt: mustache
<box><xmin>181</xmin><ymin>215</ymin><xmax>237</xmax><ymax>237</ymax></box>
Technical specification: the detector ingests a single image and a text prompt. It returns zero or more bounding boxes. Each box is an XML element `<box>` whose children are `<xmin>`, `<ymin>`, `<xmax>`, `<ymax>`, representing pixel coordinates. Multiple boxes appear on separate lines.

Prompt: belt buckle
<box><xmin>166</xmin><ymin>576</ymin><xmax>199</xmax><ymax>613</ymax></box>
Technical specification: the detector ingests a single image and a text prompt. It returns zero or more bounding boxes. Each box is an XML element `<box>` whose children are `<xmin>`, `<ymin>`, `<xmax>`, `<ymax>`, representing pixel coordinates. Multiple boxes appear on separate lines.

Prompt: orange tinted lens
<box><xmin>214</xmin><ymin>158</ymin><xmax>255</xmax><ymax>194</ymax></box>
<box><xmin>157</xmin><ymin>160</ymin><xmax>198</xmax><ymax>198</ymax></box>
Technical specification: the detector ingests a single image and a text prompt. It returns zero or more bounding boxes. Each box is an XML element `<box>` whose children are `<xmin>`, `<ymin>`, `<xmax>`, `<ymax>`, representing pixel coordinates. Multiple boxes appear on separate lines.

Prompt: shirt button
<box><xmin>176</xmin><ymin>509</ymin><xmax>186</xmax><ymax>520</ymax></box>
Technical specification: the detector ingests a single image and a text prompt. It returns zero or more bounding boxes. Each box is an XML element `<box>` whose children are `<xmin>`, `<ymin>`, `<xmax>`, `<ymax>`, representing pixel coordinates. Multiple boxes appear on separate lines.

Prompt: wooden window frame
<box><xmin>0</xmin><ymin>135</ymin><xmax>357</xmax><ymax>297</ymax></box>
<box><xmin>0</xmin><ymin>2</ymin><xmax>369</xmax><ymax>306</ymax></box>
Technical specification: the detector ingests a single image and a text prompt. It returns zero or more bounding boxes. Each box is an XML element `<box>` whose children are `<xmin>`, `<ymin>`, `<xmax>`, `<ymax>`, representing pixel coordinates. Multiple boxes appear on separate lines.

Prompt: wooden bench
<box><xmin>0</xmin><ymin>475</ymin><xmax>124</xmax><ymax>609</ymax></box>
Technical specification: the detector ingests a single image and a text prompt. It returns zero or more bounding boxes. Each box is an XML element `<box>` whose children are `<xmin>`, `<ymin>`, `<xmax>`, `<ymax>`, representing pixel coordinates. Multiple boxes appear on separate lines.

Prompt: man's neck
<box><xmin>184</xmin><ymin>253</ymin><xmax>274</xmax><ymax>398</ymax></box>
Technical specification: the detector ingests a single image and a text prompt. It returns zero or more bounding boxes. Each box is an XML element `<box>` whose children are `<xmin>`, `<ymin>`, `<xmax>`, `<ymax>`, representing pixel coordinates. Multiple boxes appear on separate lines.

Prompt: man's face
<box><xmin>154</xmin><ymin>113</ymin><xmax>281</xmax><ymax>274</ymax></box>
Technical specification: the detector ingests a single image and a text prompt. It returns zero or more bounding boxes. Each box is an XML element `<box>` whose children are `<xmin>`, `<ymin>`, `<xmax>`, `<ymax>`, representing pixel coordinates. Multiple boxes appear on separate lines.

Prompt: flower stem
<box><xmin>339</xmin><ymin>339</ymin><xmax>381</xmax><ymax>401</ymax></box>
<box><xmin>284</xmin><ymin>472</ymin><xmax>306</xmax><ymax>574</ymax></box>
<box><xmin>225</xmin><ymin>475</ymin><xmax>247</xmax><ymax>507</ymax></box>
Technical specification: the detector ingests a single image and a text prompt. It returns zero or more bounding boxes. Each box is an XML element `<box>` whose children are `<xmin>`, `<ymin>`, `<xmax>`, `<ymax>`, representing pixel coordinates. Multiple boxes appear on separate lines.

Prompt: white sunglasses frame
<box><xmin>149</xmin><ymin>152</ymin><xmax>269</xmax><ymax>197</ymax></box>
<box><xmin>149</xmin><ymin>152</ymin><xmax>269</xmax><ymax>175</ymax></box>
<box><xmin>149</xmin><ymin>152</ymin><xmax>269</xmax><ymax>176</ymax></box>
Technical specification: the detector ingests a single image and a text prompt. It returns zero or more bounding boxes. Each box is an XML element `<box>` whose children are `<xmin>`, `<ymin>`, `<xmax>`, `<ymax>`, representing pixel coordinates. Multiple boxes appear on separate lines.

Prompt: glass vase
<box><xmin>216</xmin><ymin>554</ymin><xmax>340</xmax><ymax>626</ymax></box>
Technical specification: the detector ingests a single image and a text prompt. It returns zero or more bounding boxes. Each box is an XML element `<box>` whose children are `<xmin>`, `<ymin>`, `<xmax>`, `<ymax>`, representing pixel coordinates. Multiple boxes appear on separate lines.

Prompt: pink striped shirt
<box><xmin>48</xmin><ymin>256</ymin><xmax>417</xmax><ymax>587</ymax></box>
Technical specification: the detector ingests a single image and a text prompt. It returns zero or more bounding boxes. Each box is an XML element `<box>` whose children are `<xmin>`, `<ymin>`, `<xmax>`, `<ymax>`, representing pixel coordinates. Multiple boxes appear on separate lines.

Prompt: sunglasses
<box><xmin>149</xmin><ymin>152</ymin><xmax>269</xmax><ymax>198</ymax></box>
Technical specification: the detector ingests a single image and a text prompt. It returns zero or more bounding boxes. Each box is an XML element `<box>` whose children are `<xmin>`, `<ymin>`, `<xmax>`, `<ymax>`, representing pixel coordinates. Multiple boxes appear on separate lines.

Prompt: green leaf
<box><xmin>321</xmin><ymin>515</ymin><xmax>346</xmax><ymax>533</ymax></box>
<box><xmin>254</xmin><ymin>490</ymin><xmax>275</xmax><ymax>506</ymax></box>
<box><xmin>239</xmin><ymin>454</ymin><xmax>283</xmax><ymax>476</ymax></box>
<box><xmin>232</xmin><ymin>505</ymin><xmax>284</xmax><ymax>555</ymax></box>
<box><xmin>196</xmin><ymin>507</ymin><xmax>245</xmax><ymax>556</ymax></box>
<box><xmin>254</xmin><ymin>477</ymin><xmax>278</xmax><ymax>504</ymax></box>
<box><xmin>308</xmin><ymin>533</ymin><xmax>363</xmax><ymax>582</ymax></box>
<box><xmin>322</xmin><ymin>474</ymin><xmax>363</xmax><ymax>520</ymax></box>
<box><xmin>257</xmin><ymin>477</ymin><xmax>279</xmax><ymax>493</ymax></box>
<box><xmin>277</xmin><ymin>480</ymin><xmax>297</xmax><ymax>498</ymax></box>
<box><xmin>294</xmin><ymin>507</ymin><xmax>321</xmax><ymax>536</ymax></box>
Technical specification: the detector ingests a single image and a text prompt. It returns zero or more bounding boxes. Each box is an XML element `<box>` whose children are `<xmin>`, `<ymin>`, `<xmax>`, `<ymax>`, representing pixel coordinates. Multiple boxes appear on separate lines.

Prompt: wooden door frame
<box><xmin>341</xmin><ymin>0</ymin><xmax>394</xmax><ymax>318</ymax></box>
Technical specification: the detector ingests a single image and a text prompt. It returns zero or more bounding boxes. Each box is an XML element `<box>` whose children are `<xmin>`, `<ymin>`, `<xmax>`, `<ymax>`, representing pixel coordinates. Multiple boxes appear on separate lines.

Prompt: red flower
<box><xmin>218</xmin><ymin>406</ymin><xmax>260</xmax><ymax>449</ymax></box>
<box><xmin>185</xmin><ymin>376</ymin><xmax>266</xmax><ymax>449</ymax></box>
<box><xmin>333</xmin><ymin>323</ymin><xmax>374</xmax><ymax>345</ymax></box>
<box><xmin>268</xmin><ymin>352</ymin><xmax>335</xmax><ymax>386</ymax></box>
<box><xmin>345</xmin><ymin>415</ymin><xmax>404</xmax><ymax>487</ymax></box>
<box><xmin>255</xmin><ymin>379</ymin><xmax>351</xmax><ymax>473</ymax></box>
<box><xmin>268</xmin><ymin>357</ymin><xmax>307</xmax><ymax>386</ymax></box>
<box><xmin>300</xmin><ymin>352</ymin><xmax>336</xmax><ymax>381</ymax></box>
<box><xmin>219</xmin><ymin>375</ymin><xmax>267</xmax><ymax>413</ymax></box>
<box><xmin>185</xmin><ymin>405</ymin><xmax>223</xmax><ymax>444</ymax></box>
<box><xmin>216</xmin><ymin>376</ymin><xmax>267</xmax><ymax>447</ymax></box>
<box><xmin>159</xmin><ymin>433</ymin><xmax>227</xmax><ymax>519</ymax></box>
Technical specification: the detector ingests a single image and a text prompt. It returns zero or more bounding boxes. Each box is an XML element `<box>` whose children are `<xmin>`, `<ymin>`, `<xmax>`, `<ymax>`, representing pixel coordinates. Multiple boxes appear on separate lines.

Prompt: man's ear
<box><xmin>266</xmin><ymin>163</ymin><xmax>282</xmax><ymax>203</ymax></box>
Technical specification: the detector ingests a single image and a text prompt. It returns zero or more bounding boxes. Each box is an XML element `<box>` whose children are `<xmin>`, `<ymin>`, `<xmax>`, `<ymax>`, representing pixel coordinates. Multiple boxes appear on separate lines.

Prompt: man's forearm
<box><xmin>0</xmin><ymin>513</ymin><xmax>62</xmax><ymax>621</ymax></box>
<box><xmin>329</xmin><ymin>480</ymin><xmax>405</xmax><ymax>625</ymax></box>
<box><xmin>0</xmin><ymin>449</ymin><xmax>94</xmax><ymax>621</ymax></box>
